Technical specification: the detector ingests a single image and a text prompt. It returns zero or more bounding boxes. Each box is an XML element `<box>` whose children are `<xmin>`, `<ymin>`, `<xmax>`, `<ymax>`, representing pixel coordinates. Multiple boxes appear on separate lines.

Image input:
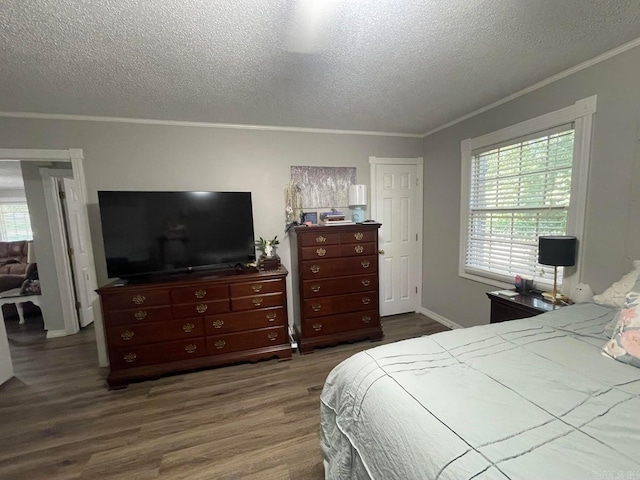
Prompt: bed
<box><xmin>320</xmin><ymin>303</ymin><xmax>640</xmax><ymax>479</ymax></box>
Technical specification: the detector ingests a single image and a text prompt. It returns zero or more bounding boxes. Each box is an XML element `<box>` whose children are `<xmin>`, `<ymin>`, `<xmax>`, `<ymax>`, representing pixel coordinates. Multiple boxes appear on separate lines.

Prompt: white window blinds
<box><xmin>463</xmin><ymin>124</ymin><xmax>574</xmax><ymax>284</ymax></box>
<box><xmin>0</xmin><ymin>204</ymin><xmax>33</xmax><ymax>242</ymax></box>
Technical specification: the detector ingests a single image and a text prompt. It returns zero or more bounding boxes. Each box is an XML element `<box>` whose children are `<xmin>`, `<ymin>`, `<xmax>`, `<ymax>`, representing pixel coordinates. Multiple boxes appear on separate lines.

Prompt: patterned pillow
<box><xmin>602</xmin><ymin>280</ymin><xmax>640</xmax><ymax>368</ymax></box>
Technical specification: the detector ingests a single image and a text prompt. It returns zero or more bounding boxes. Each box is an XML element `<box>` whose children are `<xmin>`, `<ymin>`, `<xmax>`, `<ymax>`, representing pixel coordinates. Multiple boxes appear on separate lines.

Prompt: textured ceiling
<box><xmin>1</xmin><ymin>0</ymin><xmax>640</xmax><ymax>135</ymax></box>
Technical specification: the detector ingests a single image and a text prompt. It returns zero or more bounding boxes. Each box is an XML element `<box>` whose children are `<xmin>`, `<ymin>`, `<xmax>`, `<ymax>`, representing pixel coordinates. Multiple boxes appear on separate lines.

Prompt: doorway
<box><xmin>0</xmin><ymin>149</ymin><xmax>107</xmax><ymax>386</ymax></box>
<box><xmin>370</xmin><ymin>157</ymin><xmax>423</xmax><ymax>316</ymax></box>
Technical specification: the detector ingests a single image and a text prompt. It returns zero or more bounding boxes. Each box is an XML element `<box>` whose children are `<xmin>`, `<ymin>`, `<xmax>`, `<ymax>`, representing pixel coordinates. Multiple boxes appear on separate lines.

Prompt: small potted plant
<box><xmin>256</xmin><ymin>235</ymin><xmax>280</xmax><ymax>258</ymax></box>
<box><xmin>256</xmin><ymin>235</ymin><xmax>281</xmax><ymax>271</ymax></box>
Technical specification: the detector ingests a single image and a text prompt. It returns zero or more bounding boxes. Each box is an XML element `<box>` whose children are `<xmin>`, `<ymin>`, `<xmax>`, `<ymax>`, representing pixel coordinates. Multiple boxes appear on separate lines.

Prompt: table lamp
<box><xmin>348</xmin><ymin>185</ymin><xmax>367</xmax><ymax>223</ymax></box>
<box><xmin>538</xmin><ymin>235</ymin><xmax>576</xmax><ymax>304</ymax></box>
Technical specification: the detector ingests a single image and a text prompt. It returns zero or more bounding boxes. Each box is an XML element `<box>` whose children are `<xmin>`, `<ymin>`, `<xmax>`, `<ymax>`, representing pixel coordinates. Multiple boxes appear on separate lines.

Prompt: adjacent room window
<box><xmin>0</xmin><ymin>203</ymin><xmax>33</xmax><ymax>241</ymax></box>
<box><xmin>459</xmin><ymin>97</ymin><xmax>595</xmax><ymax>289</ymax></box>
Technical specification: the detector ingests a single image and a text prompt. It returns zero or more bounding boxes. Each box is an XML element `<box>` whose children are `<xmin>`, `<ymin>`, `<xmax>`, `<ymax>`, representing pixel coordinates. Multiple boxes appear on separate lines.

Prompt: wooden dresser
<box><xmin>97</xmin><ymin>266</ymin><xmax>291</xmax><ymax>388</ymax></box>
<box><xmin>291</xmin><ymin>223</ymin><xmax>383</xmax><ymax>353</ymax></box>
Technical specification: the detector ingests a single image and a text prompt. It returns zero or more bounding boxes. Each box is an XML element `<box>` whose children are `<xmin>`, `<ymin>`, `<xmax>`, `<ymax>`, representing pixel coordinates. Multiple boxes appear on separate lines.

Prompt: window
<box><xmin>460</xmin><ymin>97</ymin><xmax>596</xmax><ymax>290</ymax></box>
<box><xmin>0</xmin><ymin>203</ymin><xmax>33</xmax><ymax>241</ymax></box>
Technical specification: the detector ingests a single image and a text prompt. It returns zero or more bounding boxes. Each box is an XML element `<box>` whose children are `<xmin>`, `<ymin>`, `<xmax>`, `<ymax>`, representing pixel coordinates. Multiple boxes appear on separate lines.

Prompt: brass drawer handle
<box><xmin>316</xmin><ymin>248</ymin><xmax>326</xmax><ymax>257</ymax></box>
<box><xmin>266</xmin><ymin>312</ymin><xmax>277</xmax><ymax>322</ymax></box>
<box><xmin>185</xmin><ymin>343</ymin><xmax>197</xmax><ymax>354</ymax></box>
<box><xmin>214</xmin><ymin>340</ymin><xmax>226</xmax><ymax>349</ymax></box>
<box><xmin>182</xmin><ymin>322</ymin><xmax>195</xmax><ymax>333</ymax></box>
<box><xmin>310</xmin><ymin>265</ymin><xmax>320</xmax><ymax>274</ymax></box>
<box><xmin>354</xmin><ymin>245</ymin><xmax>364</xmax><ymax>254</ymax></box>
<box><xmin>251</xmin><ymin>284</ymin><xmax>263</xmax><ymax>292</ymax></box>
<box><xmin>311</xmin><ymin>283</ymin><xmax>321</xmax><ymax>293</ymax></box>
<box><xmin>354</xmin><ymin>232</ymin><xmax>364</xmax><ymax>240</ymax></box>
<box><xmin>134</xmin><ymin>310</ymin><xmax>147</xmax><ymax>320</ymax></box>
<box><xmin>312</xmin><ymin>303</ymin><xmax>321</xmax><ymax>312</ymax></box>
<box><xmin>123</xmin><ymin>352</ymin><xmax>137</xmax><ymax>363</ymax></box>
<box><xmin>267</xmin><ymin>332</ymin><xmax>278</xmax><ymax>341</ymax></box>
<box><xmin>196</xmin><ymin>303</ymin><xmax>208</xmax><ymax>314</ymax></box>
<box><xmin>132</xmin><ymin>295</ymin><xmax>146</xmax><ymax>305</ymax></box>
<box><xmin>120</xmin><ymin>330</ymin><xmax>134</xmax><ymax>341</ymax></box>
<box><xmin>362</xmin><ymin>315</ymin><xmax>371</xmax><ymax>324</ymax></box>
<box><xmin>316</xmin><ymin>235</ymin><xmax>326</xmax><ymax>243</ymax></box>
<box><xmin>362</xmin><ymin>297</ymin><xmax>371</xmax><ymax>305</ymax></box>
<box><xmin>252</xmin><ymin>298</ymin><xmax>264</xmax><ymax>306</ymax></box>
<box><xmin>212</xmin><ymin>319</ymin><xmax>224</xmax><ymax>329</ymax></box>
<box><xmin>195</xmin><ymin>289</ymin><xmax>207</xmax><ymax>299</ymax></box>
<box><xmin>312</xmin><ymin>322</ymin><xmax>323</xmax><ymax>331</ymax></box>
<box><xmin>361</xmin><ymin>279</ymin><xmax>371</xmax><ymax>287</ymax></box>
<box><xmin>361</xmin><ymin>261</ymin><xmax>370</xmax><ymax>268</ymax></box>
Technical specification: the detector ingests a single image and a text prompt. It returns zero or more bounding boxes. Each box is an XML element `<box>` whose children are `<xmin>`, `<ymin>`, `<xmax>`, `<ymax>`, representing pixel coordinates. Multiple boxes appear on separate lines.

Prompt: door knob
<box><xmin>378</xmin><ymin>249</ymin><xmax>385</xmax><ymax>255</ymax></box>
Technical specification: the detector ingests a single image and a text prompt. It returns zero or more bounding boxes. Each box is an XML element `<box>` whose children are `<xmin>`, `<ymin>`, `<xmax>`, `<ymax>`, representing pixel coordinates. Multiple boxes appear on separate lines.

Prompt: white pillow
<box><xmin>593</xmin><ymin>260</ymin><xmax>640</xmax><ymax>309</ymax></box>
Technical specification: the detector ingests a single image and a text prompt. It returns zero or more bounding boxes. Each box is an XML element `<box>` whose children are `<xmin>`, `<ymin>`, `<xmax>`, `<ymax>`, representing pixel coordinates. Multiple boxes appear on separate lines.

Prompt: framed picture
<box><xmin>301</xmin><ymin>212</ymin><xmax>318</xmax><ymax>225</ymax></box>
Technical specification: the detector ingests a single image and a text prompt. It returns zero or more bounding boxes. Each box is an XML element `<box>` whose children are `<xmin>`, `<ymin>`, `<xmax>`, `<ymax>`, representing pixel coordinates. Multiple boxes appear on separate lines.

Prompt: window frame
<box><xmin>459</xmin><ymin>96</ymin><xmax>596</xmax><ymax>293</ymax></box>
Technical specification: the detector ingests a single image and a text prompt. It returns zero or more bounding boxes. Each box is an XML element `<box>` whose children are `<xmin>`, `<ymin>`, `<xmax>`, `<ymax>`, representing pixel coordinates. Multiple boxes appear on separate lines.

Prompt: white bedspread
<box><xmin>320</xmin><ymin>303</ymin><xmax>640</xmax><ymax>480</ymax></box>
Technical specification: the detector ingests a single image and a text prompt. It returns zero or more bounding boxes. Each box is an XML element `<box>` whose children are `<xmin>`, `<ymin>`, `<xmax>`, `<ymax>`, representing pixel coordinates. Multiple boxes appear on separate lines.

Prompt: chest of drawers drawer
<box><xmin>303</xmin><ymin>291</ymin><xmax>377</xmax><ymax>318</ymax></box>
<box><xmin>108</xmin><ymin>318</ymin><xmax>204</xmax><ymax>348</ymax></box>
<box><xmin>206</xmin><ymin>326</ymin><xmax>287</xmax><ymax>355</ymax></box>
<box><xmin>171</xmin><ymin>284</ymin><xmax>228</xmax><ymax>303</ymax></box>
<box><xmin>301</xmin><ymin>255</ymin><xmax>377</xmax><ymax>279</ymax></box>
<box><xmin>231</xmin><ymin>292</ymin><xmax>284</xmax><ymax>311</ymax></box>
<box><xmin>205</xmin><ymin>307</ymin><xmax>285</xmax><ymax>335</ymax></box>
<box><xmin>230</xmin><ymin>278</ymin><xmax>283</xmax><ymax>297</ymax></box>
<box><xmin>111</xmin><ymin>338</ymin><xmax>206</xmax><ymax>369</ymax></box>
<box><xmin>303</xmin><ymin>274</ymin><xmax>377</xmax><ymax>298</ymax></box>
<box><xmin>172</xmin><ymin>299</ymin><xmax>230</xmax><ymax>318</ymax></box>
<box><xmin>101</xmin><ymin>289</ymin><xmax>170</xmax><ymax>310</ymax></box>
<box><xmin>303</xmin><ymin>310</ymin><xmax>379</xmax><ymax>337</ymax></box>
<box><xmin>103</xmin><ymin>305</ymin><xmax>173</xmax><ymax>326</ymax></box>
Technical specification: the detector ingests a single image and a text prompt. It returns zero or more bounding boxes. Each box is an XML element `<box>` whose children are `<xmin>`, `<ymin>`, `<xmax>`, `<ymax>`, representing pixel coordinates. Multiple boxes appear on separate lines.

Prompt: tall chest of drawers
<box><xmin>98</xmin><ymin>267</ymin><xmax>291</xmax><ymax>388</ymax></box>
<box><xmin>291</xmin><ymin>223</ymin><xmax>383</xmax><ymax>353</ymax></box>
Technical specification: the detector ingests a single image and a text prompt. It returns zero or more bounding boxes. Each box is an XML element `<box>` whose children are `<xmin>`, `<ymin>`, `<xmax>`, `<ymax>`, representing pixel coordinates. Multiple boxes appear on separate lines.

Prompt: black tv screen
<box><xmin>97</xmin><ymin>191</ymin><xmax>256</xmax><ymax>278</ymax></box>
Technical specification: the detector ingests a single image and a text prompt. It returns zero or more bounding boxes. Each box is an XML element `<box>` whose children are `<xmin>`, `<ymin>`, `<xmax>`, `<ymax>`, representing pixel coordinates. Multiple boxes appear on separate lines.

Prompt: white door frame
<box><xmin>369</xmin><ymin>156</ymin><xmax>424</xmax><ymax>314</ymax></box>
<box><xmin>0</xmin><ymin>148</ymin><xmax>108</xmax><ymax>367</ymax></box>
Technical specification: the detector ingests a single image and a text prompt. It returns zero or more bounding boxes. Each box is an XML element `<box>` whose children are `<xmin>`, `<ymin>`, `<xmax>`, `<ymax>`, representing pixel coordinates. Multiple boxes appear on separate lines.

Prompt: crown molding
<box><xmin>0</xmin><ymin>111</ymin><xmax>423</xmax><ymax>139</ymax></box>
<box><xmin>422</xmin><ymin>36</ymin><xmax>640</xmax><ymax>138</ymax></box>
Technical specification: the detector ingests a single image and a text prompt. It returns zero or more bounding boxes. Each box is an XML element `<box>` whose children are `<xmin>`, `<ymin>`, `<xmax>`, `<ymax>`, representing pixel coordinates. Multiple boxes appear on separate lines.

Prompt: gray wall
<box><xmin>0</xmin><ymin>120</ymin><xmax>421</xmax><ymax>328</ymax></box>
<box><xmin>422</xmin><ymin>45</ymin><xmax>640</xmax><ymax>327</ymax></box>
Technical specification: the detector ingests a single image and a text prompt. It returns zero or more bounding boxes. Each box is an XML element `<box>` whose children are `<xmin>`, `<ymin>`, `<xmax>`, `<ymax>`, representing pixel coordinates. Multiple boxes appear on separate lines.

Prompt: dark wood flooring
<box><xmin>0</xmin><ymin>313</ymin><xmax>448</xmax><ymax>479</ymax></box>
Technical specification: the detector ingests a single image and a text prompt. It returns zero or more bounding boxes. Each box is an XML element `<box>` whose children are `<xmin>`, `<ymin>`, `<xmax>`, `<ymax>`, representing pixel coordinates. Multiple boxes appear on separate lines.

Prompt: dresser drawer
<box><xmin>300</xmin><ymin>244</ymin><xmax>341</xmax><ymax>260</ymax></box>
<box><xmin>205</xmin><ymin>307</ymin><xmax>285</xmax><ymax>335</ymax></box>
<box><xmin>298</xmin><ymin>232</ymin><xmax>340</xmax><ymax>246</ymax></box>
<box><xmin>230</xmin><ymin>278</ymin><xmax>283</xmax><ymax>297</ymax></box>
<box><xmin>231</xmin><ymin>292</ymin><xmax>285</xmax><ymax>311</ymax></box>
<box><xmin>303</xmin><ymin>274</ymin><xmax>378</xmax><ymax>298</ymax></box>
<box><xmin>171</xmin><ymin>284</ymin><xmax>228</xmax><ymax>304</ymax></box>
<box><xmin>340</xmin><ymin>230</ymin><xmax>377</xmax><ymax>244</ymax></box>
<box><xmin>206</xmin><ymin>326</ymin><xmax>287</xmax><ymax>355</ymax></box>
<box><xmin>339</xmin><ymin>242</ymin><xmax>376</xmax><ymax>257</ymax></box>
<box><xmin>110</xmin><ymin>338</ymin><xmax>206</xmax><ymax>369</ymax></box>
<box><xmin>172</xmin><ymin>299</ymin><xmax>230</xmax><ymax>318</ymax></box>
<box><xmin>303</xmin><ymin>291</ymin><xmax>377</xmax><ymax>318</ymax></box>
<box><xmin>103</xmin><ymin>306</ymin><xmax>174</xmax><ymax>326</ymax></box>
<box><xmin>101</xmin><ymin>289</ymin><xmax>170</xmax><ymax>310</ymax></box>
<box><xmin>301</xmin><ymin>255</ymin><xmax>377</xmax><ymax>279</ymax></box>
<box><xmin>303</xmin><ymin>310</ymin><xmax>379</xmax><ymax>337</ymax></box>
<box><xmin>108</xmin><ymin>318</ymin><xmax>204</xmax><ymax>348</ymax></box>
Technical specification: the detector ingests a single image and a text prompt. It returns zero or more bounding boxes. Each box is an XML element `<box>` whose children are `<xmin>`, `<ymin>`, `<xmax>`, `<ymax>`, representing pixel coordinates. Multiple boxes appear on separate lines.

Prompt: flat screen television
<box><xmin>97</xmin><ymin>191</ymin><xmax>256</xmax><ymax>279</ymax></box>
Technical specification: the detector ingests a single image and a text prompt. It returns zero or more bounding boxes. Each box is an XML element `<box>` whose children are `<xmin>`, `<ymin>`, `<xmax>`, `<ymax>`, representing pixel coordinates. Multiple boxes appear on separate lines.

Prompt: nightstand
<box><xmin>486</xmin><ymin>291</ymin><xmax>565</xmax><ymax>323</ymax></box>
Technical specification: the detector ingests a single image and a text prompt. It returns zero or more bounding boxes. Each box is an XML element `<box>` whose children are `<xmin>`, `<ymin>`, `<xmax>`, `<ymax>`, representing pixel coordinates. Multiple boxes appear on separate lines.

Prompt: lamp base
<box><xmin>351</xmin><ymin>206</ymin><xmax>365</xmax><ymax>223</ymax></box>
<box><xmin>541</xmin><ymin>291</ymin><xmax>569</xmax><ymax>304</ymax></box>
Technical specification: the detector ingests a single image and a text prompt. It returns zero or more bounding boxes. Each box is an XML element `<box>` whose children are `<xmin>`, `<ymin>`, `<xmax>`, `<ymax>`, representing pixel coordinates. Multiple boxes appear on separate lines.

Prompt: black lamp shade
<box><xmin>538</xmin><ymin>236</ymin><xmax>577</xmax><ymax>267</ymax></box>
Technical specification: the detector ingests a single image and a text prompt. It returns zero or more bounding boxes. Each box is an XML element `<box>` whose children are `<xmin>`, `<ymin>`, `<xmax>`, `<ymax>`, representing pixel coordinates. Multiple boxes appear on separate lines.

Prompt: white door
<box><xmin>371</xmin><ymin>158</ymin><xmax>422</xmax><ymax>316</ymax></box>
<box><xmin>60</xmin><ymin>177</ymin><xmax>96</xmax><ymax>327</ymax></box>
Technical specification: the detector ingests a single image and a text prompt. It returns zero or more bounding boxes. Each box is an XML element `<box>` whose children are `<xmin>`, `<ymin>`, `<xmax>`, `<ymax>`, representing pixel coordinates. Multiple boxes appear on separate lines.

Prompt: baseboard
<box><xmin>46</xmin><ymin>329</ymin><xmax>68</xmax><ymax>339</ymax></box>
<box><xmin>419</xmin><ymin>307</ymin><xmax>464</xmax><ymax>330</ymax></box>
